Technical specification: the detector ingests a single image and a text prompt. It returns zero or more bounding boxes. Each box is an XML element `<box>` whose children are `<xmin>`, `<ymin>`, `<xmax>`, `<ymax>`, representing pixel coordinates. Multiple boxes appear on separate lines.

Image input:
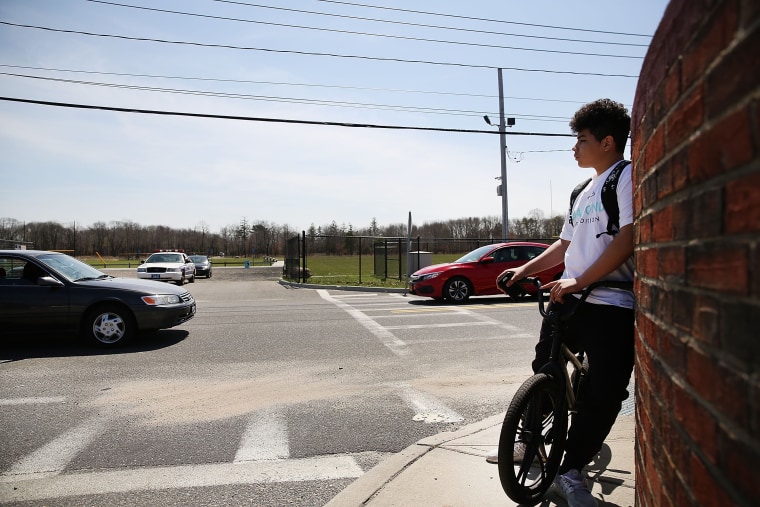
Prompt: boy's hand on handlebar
<box><xmin>496</xmin><ymin>268</ymin><xmax>524</xmax><ymax>294</ymax></box>
<box><xmin>543</xmin><ymin>278</ymin><xmax>580</xmax><ymax>304</ymax></box>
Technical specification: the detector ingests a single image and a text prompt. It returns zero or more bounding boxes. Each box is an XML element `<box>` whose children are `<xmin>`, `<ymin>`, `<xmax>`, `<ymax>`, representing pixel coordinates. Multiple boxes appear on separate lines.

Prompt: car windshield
<box><xmin>189</xmin><ymin>256</ymin><xmax>207</xmax><ymax>263</ymax></box>
<box><xmin>147</xmin><ymin>254</ymin><xmax>183</xmax><ymax>263</ymax></box>
<box><xmin>37</xmin><ymin>254</ymin><xmax>108</xmax><ymax>282</ymax></box>
<box><xmin>454</xmin><ymin>245</ymin><xmax>498</xmax><ymax>263</ymax></box>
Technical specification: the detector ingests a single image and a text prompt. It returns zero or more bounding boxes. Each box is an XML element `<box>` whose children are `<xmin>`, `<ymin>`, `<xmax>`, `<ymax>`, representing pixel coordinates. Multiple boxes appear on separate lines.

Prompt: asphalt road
<box><xmin>0</xmin><ymin>274</ymin><xmax>543</xmax><ymax>506</ymax></box>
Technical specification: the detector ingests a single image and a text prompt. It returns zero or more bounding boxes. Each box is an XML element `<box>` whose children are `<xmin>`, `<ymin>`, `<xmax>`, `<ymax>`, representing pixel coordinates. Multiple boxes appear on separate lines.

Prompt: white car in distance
<box><xmin>137</xmin><ymin>250</ymin><xmax>196</xmax><ymax>285</ymax></box>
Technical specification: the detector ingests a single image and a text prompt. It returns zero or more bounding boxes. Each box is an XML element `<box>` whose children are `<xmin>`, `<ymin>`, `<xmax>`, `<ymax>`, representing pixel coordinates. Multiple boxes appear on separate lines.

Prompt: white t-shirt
<box><xmin>559</xmin><ymin>161</ymin><xmax>635</xmax><ymax>308</ymax></box>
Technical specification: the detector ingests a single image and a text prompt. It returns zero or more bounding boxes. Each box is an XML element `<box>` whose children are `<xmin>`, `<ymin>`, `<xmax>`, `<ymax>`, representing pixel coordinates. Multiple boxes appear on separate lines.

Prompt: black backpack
<box><xmin>568</xmin><ymin>160</ymin><xmax>630</xmax><ymax>238</ymax></box>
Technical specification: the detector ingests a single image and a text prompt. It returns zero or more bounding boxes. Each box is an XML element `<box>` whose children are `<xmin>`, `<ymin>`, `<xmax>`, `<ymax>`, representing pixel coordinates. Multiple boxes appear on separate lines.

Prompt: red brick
<box><xmin>660</xmin><ymin>246</ymin><xmax>685</xmax><ymax>281</ymax></box>
<box><xmin>706</xmin><ymin>14</ymin><xmax>760</xmax><ymax>118</ymax></box>
<box><xmin>637</xmin><ymin>278</ymin><xmax>653</xmax><ymax>309</ymax></box>
<box><xmin>642</xmin><ymin>175</ymin><xmax>659</xmax><ymax>210</ymax></box>
<box><xmin>690</xmin><ymin>453</ymin><xmax>736</xmax><ymax>507</ymax></box>
<box><xmin>671</xmin><ymin>149</ymin><xmax>689</xmax><ymax>193</ymax></box>
<box><xmin>688</xmin><ymin>187</ymin><xmax>723</xmax><ymax>239</ymax></box>
<box><xmin>673</xmin><ymin>378</ymin><xmax>718</xmax><ymax>464</ymax></box>
<box><xmin>664</xmin><ymin>60</ymin><xmax>682</xmax><ymax>111</ymax></box>
<box><xmin>667</xmin><ymin>84</ymin><xmax>705</xmax><ymax>149</ymax></box>
<box><xmin>753</xmin><ymin>243</ymin><xmax>760</xmax><ymax>298</ymax></box>
<box><xmin>671</xmin><ymin>199</ymin><xmax>691</xmax><ymax>241</ymax></box>
<box><xmin>721</xmin><ymin>430</ymin><xmax>760</xmax><ymax>505</ymax></box>
<box><xmin>639</xmin><ymin>214</ymin><xmax>653</xmax><ymax>244</ymax></box>
<box><xmin>693</xmin><ymin>294</ymin><xmax>719</xmax><ymax>345</ymax></box>
<box><xmin>712</xmin><ymin>366</ymin><xmax>749</xmax><ymax>429</ymax></box>
<box><xmin>672</xmin><ymin>472</ymin><xmax>692</xmax><ymax>507</ymax></box>
<box><xmin>725</xmin><ymin>171</ymin><xmax>760</xmax><ymax>234</ymax></box>
<box><xmin>634</xmin><ymin>190</ymin><xmax>644</xmax><ymax>226</ymax></box>
<box><xmin>718</xmin><ymin>300</ymin><xmax>760</xmax><ymax>375</ymax></box>
<box><xmin>652</xmin><ymin>206</ymin><xmax>674</xmax><ymax>242</ymax></box>
<box><xmin>688</xmin><ymin>109</ymin><xmax>754</xmax><ymax>183</ymax></box>
<box><xmin>637</xmin><ymin>246</ymin><xmax>658</xmax><ymax>278</ymax></box>
<box><xmin>654</xmin><ymin>286</ymin><xmax>674</xmax><ymax>326</ymax></box>
<box><xmin>671</xmin><ymin>289</ymin><xmax>694</xmax><ymax>333</ymax></box>
<box><xmin>686</xmin><ymin>242</ymin><xmax>749</xmax><ymax>294</ymax></box>
<box><xmin>646</xmin><ymin>125</ymin><xmax>666</xmax><ymax>170</ymax></box>
<box><xmin>682</xmin><ymin>0</ymin><xmax>739</xmax><ymax>88</ymax></box>
<box><xmin>657</xmin><ymin>161</ymin><xmax>674</xmax><ymax>200</ymax></box>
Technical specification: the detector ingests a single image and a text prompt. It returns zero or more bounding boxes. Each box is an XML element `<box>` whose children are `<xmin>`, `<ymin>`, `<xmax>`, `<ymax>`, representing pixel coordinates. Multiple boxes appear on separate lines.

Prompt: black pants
<box><xmin>532</xmin><ymin>298</ymin><xmax>634</xmax><ymax>474</ymax></box>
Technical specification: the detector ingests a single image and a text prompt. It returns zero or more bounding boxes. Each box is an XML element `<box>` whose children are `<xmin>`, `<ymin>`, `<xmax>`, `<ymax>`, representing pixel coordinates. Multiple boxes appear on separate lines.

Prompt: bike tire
<box><xmin>497</xmin><ymin>373</ymin><xmax>568</xmax><ymax>505</ymax></box>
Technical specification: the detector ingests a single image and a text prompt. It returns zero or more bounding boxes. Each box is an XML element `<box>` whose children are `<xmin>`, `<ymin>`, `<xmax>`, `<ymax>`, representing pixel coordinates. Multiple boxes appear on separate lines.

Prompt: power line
<box><xmin>0</xmin><ymin>22</ymin><xmax>640</xmax><ymax>77</ymax></box>
<box><xmin>0</xmin><ymin>71</ymin><xmax>492</xmax><ymax>117</ymax></box>
<box><xmin>82</xmin><ymin>1</ymin><xmax>645</xmax><ymax>59</ymax></box>
<box><xmin>0</xmin><ymin>96</ymin><xmax>577</xmax><ymax>136</ymax></box>
<box><xmin>94</xmin><ymin>0</ymin><xmax>651</xmax><ymax>48</ymax></box>
<box><xmin>0</xmin><ymin>70</ymin><xmax>578</xmax><ymax>121</ymax></box>
<box><xmin>313</xmin><ymin>0</ymin><xmax>654</xmax><ymax>38</ymax></box>
<box><xmin>0</xmin><ymin>65</ymin><xmax>625</xmax><ymax>106</ymax></box>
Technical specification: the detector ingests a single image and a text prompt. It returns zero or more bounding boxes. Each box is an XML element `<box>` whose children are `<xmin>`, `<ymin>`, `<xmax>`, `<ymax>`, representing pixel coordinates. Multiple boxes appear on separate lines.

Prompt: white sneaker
<box><xmin>485</xmin><ymin>442</ymin><xmax>526</xmax><ymax>464</ymax></box>
<box><xmin>552</xmin><ymin>469</ymin><xmax>597</xmax><ymax>507</ymax></box>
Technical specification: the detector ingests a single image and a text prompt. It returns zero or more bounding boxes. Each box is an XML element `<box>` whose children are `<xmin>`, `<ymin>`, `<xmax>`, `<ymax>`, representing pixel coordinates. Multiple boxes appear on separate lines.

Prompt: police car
<box><xmin>137</xmin><ymin>250</ymin><xmax>196</xmax><ymax>285</ymax></box>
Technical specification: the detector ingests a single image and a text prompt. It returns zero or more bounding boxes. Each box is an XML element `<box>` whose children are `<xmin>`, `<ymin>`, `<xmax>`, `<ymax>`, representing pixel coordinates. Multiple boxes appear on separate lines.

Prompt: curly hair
<box><xmin>570</xmin><ymin>99</ymin><xmax>630</xmax><ymax>153</ymax></box>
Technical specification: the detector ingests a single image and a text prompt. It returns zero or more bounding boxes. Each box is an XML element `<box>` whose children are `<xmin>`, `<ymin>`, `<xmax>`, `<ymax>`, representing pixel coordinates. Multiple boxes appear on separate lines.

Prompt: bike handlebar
<box><xmin>497</xmin><ymin>273</ymin><xmax>633</xmax><ymax>319</ymax></box>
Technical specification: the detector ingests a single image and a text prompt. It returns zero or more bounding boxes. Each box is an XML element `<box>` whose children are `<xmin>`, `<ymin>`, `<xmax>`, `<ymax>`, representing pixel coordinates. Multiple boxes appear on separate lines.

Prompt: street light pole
<box><xmin>497</xmin><ymin>68</ymin><xmax>509</xmax><ymax>240</ymax></box>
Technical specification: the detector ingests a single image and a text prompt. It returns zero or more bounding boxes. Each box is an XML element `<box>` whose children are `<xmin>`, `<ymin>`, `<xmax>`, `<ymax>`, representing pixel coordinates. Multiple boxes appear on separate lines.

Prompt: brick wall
<box><xmin>631</xmin><ymin>0</ymin><xmax>760</xmax><ymax>506</ymax></box>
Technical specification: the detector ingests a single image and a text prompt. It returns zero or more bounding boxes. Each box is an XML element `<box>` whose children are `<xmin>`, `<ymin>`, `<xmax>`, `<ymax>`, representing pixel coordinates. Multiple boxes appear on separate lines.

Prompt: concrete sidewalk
<box><xmin>326</xmin><ymin>413</ymin><xmax>635</xmax><ymax>507</ymax></box>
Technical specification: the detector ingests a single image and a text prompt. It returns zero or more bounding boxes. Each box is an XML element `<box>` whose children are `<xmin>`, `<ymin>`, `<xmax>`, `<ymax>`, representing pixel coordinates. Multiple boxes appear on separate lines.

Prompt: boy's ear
<box><xmin>603</xmin><ymin>135</ymin><xmax>615</xmax><ymax>151</ymax></box>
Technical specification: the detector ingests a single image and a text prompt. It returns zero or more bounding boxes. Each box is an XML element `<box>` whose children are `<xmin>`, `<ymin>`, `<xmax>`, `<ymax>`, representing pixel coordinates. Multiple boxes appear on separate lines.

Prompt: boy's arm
<box><xmin>545</xmin><ymin>223</ymin><xmax>634</xmax><ymax>302</ymax></box>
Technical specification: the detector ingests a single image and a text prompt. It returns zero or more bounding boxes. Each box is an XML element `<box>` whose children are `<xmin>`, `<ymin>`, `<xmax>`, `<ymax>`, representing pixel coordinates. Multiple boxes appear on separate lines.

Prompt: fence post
<box><xmin>359</xmin><ymin>236</ymin><xmax>362</xmax><ymax>284</ymax></box>
<box><xmin>301</xmin><ymin>230</ymin><xmax>306</xmax><ymax>283</ymax></box>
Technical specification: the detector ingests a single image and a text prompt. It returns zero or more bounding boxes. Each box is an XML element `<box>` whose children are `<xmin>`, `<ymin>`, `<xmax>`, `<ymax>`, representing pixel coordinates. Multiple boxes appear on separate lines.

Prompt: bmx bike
<box><xmin>495</xmin><ymin>275</ymin><xmax>633</xmax><ymax>505</ymax></box>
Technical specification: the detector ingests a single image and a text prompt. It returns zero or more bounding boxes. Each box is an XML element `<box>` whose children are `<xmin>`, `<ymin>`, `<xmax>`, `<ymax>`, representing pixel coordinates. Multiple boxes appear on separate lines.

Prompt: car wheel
<box><xmin>444</xmin><ymin>277</ymin><xmax>472</xmax><ymax>303</ymax></box>
<box><xmin>207</xmin><ymin>270</ymin><xmax>212</xmax><ymax>279</ymax></box>
<box><xmin>83</xmin><ymin>304</ymin><xmax>135</xmax><ymax>347</ymax></box>
<box><xmin>189</xmin><ymin>270</ymin><xmax>195</xmax><ymax>283</ymax></box>
<box><xmin>177</xmin><ymin>273</ymin><xmax>185</xmax><ymax>286</ymax></box>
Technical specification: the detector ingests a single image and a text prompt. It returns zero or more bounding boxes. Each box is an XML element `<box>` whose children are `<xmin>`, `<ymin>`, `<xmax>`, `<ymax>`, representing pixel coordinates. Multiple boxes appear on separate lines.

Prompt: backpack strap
<box><xmin>568</xmin><ymin>178</ymin><xmax>592</xmax><ymax>226</ymax></box>
<box><xmin>597</xmin><ymin>160</ymin><xmax>631</xmax><ymax>238</ymax></box>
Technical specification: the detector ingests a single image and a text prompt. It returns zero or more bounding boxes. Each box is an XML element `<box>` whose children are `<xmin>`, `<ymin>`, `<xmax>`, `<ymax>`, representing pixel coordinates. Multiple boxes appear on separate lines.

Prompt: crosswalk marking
<box><xmin>3</xmin><ymin>413</ymin><xmax>112</xmax><ymax>480</ymax></box>
<box><xmin>234</xmin><ymin>408</ymin><xmax>289</xmax><ymax>462</ymax></box>
<box><xmin>0</xmin><ymin>456</ymin><xmax>364</xmax><ymax>503</ymax></box>
<box><xmin>397</xmin><ymin>384</ymin><xmax>464</xmax><ymax>424</ymax></box>
<box><xmin>318</xmin><ymin>289</ymin><xmax>409</xmax><ymax>356</ymax></box>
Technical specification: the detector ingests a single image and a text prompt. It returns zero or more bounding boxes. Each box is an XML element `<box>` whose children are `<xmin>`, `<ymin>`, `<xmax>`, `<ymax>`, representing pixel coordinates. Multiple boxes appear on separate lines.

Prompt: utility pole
<box><xmin>497</xmin><ymin>68</ymin><xmax>509</xmax><ymax>241</ymax></box>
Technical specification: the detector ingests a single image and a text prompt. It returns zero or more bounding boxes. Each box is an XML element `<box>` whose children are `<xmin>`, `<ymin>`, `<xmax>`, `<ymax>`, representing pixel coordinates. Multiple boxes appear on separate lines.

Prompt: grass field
<box><xmin>81</xmin><ymin>253</ymin><xmax>461</xmax><ymax>288</ymax></box>
<box><xmin>302</xmin><ymin>253</ymin><xmax>460</xmax><ymax>288</ymax></box>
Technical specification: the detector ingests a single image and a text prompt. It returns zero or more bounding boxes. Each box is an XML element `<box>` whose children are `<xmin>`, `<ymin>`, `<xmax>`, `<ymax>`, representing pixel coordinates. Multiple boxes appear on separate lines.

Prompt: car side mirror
<box><xmin>481</xmin><ymin>257</ymin><xmax>494</xmax><ymax>264</ymax></box>
<box><xmin>38</xmin><ymin>276</ymin><xmax>64</xmax><ymax>287</ymax></box>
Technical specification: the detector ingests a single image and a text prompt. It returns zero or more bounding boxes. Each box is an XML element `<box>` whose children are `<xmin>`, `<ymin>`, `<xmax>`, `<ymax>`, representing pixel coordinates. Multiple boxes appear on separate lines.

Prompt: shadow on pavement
<box><xmin>0</xmin><ymin>329</ymin><xmax>189</xmax><ymax>362</ymax></box>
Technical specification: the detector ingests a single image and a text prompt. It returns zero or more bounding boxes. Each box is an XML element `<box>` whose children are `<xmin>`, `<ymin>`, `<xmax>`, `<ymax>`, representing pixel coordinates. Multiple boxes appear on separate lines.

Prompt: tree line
<box><xmin>0</xmin><ymin>209</ymin><xmax>564</xmax><ymax>257</ymax></box>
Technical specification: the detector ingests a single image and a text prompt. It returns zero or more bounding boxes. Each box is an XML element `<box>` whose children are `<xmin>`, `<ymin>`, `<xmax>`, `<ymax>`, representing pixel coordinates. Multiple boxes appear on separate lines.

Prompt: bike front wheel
<box><xmin>497</xmin><ymin>373</ymin><xmax>567</xmax><ymax>505</ymax></box>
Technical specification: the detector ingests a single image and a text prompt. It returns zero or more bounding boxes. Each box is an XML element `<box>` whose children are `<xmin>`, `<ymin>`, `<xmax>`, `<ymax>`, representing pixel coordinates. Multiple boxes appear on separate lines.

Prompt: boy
<box><xmin>489</xmin><ymin>98</ymin><xmax>634</xmax><ymax>507</ymax></box>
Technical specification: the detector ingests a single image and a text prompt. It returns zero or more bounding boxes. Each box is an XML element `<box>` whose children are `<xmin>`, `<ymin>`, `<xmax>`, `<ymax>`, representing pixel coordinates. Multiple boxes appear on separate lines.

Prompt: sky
<box><xmin>0</xmin><ymin>0</ymin><xmax>670</xmax><ymax>234</ymax></box>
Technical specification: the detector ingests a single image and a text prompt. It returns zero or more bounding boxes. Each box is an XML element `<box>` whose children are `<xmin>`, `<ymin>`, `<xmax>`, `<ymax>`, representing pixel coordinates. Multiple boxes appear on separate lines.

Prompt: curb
<box><xmin>278</xmin><ymin>279</ymin><xmax>407</xmax><ymax>294</ymax></box>
<box><xmin>323</xmin><ymin>414</ymin><xmax>505</xmax><ymax>507</ymax></box>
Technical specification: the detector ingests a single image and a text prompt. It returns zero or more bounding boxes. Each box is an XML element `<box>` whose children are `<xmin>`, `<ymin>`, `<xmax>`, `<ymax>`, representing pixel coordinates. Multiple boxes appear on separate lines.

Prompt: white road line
<box><xmin>385</xmin><ymin>321</ymin><xmax>495</xmax><ymax>330</ymax></box>
<box><xmin>0</xmin><ymin>397</ymin><xmax>66</xmax><ymax>405</ymax></box>
<box><xmin>318</xmin><ymin>290</ymin><xmax>408</xmax><ymax>356</ymax></box>
<box><xmin>452</xmin><ymin>306</ymin><xmax>533</xmax><ymax>333</ymax></box>
<box><xmin>3</xmin><ymin>413</ymin><xmax>111</xmax><ymax>479</ymax></box>
<box><xmin>234</xmin><ymin>408</ymin><xmax>289</xmax><ymax>462</ymax></box>
<box><xmin>397</xmin><ymin>384</ymin><xmax>464</xmax><ymax>424</ymax></box>
<box><xmin>0</xmin><ymin>456</ymin><xmax>364</xmax><ymax>503</ymax></box>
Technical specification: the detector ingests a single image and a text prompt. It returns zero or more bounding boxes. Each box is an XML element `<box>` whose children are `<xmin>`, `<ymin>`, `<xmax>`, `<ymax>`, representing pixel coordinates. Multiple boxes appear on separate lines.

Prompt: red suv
<box><xmin>409</xmin><ymin>242</ymin><xmax>564</xmax><ymax>303</ymax></box>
